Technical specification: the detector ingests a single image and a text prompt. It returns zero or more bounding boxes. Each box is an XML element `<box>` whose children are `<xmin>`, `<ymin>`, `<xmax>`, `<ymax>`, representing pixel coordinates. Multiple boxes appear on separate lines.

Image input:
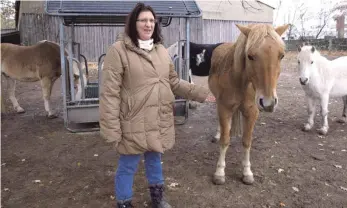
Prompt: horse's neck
<box><xmin>231</xmin><ymin>45</ymin><xmax>246</xmax><ymax>82</ymax></box>
<box><xmin>308</xmin><ymin>55</ymin><xmax>334</xmax><ymax>91</ymax></box>
<box><xmin>228</xmin><ymin>52</ymin><xmax>247</xmax><ymax>88</ymax></box>
<box><xmin>312</xmin><ymin>55</ymin><xmax>332</xmax><ymax>80</ymax></box>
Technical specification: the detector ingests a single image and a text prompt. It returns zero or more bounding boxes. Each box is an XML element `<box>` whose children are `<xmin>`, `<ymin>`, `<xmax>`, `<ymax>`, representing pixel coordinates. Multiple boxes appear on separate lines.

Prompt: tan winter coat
<box><xmin>99</xmin><ymin>33</ymin><xmax>209</xmax><ymax>155</ymax></box>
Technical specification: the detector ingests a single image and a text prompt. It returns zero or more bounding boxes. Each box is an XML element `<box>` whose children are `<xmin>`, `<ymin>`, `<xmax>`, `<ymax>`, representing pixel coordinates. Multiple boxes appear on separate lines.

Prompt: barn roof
<box><xmin>45</xmin><ymin>0</ymin><xmax>202</xmax><ymax>26</ymax></box>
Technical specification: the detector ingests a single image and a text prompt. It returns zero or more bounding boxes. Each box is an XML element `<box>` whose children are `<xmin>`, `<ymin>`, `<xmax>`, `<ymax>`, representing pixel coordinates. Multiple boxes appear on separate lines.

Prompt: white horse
<box><xmin>1</xmin><ymin>40</ymin><xmax>87</xmax><ymax>118</ymax></box>
<box><xmin>166</xmin><ymin>41</ymin><xmax>194</xmax><ymax>84</ymax></box>
<box><xmin>297</xmin><ymin>45</ymin><xmax>347</xmax><ymax>135</ymax></box>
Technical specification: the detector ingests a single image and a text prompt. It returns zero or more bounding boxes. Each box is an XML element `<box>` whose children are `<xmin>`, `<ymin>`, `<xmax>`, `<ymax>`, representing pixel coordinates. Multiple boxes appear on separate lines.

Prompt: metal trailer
<box><xmin>45</xmin><ymin>0</ymin><xmax>202</xmax><ymax>132</ymax></box>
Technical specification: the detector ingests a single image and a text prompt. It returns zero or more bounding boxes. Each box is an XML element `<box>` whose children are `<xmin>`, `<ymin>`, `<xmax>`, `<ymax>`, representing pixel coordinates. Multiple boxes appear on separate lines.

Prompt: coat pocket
<box><xmin>119</xmin><ymin>88</ymin><xmax>133</xmax><ymax>120</ymax></box>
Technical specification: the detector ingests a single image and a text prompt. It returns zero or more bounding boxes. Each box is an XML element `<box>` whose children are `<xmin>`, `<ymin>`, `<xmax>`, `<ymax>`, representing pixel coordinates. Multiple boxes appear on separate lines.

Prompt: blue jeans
<box><xmin>115</xmin><ymin>151</ymin><xmax>164</xmax><ymax>201</ymax></box>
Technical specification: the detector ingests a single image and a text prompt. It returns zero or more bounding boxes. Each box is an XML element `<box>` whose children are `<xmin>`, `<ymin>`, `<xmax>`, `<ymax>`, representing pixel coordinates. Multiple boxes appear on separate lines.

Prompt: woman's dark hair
<box><xmin>125</xmin><ymin>3</ymin><xmax>163</xmax><ymax>47</ymax></box>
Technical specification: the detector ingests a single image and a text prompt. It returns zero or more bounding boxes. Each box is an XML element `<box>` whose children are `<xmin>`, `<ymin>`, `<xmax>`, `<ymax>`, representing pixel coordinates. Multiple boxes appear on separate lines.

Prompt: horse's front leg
<box><xmin>318</xmin><ymin>94</ymin><xmax>330</xmax><ymax>135</ymax></box>
<box><xmin>6</xmin><ymin>78</ymin><xmax>25</xmax><ymax>113</ymax></box>
<box><xmin>213</xmin><ymin>103</ymin><xmax>231</xmax><ymax>185</ymax></box>
<box><xmin>213</xmin><ymin>117</ymin><xmax>233</xmax><ymax>143</ymax></box>
<box><xmin>303</xmin><ymin>96</ymin><xmax>316</xmax><ymax>131</ymax></box>
<box><xmin>240</xmin><ymin>104</ymin><xmax>259</xmax><ymax>185</ymax></box>
<box><xmin>212</xmin><ymin>124</ymin><xmax>221</xmax><ymax>143</ymax></box>
<box><xmin>337</xmin><ymin>95</ymin><xmax>347</xmax><ymax>123</ymax></box>
<box><xmin>40</xmin><ymin>77</ymin><xmax>57</xmax><ymax>118</ymax></box>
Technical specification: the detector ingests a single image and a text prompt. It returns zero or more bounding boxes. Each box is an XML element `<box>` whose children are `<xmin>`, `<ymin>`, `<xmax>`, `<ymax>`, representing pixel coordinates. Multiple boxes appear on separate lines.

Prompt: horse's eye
<box><xmin>298</xmin><ymin>60</ymin><xmax>300</xmax><ymax>64</ymax></box>
<box><xmin>248</xmin><ymin>55</ymin><xmax>254</xmax><ymax>60</ymax></box>
<box><xmin>311</xmin><ymin>61</ymin><xmax>313</xmax><ymax>64</ymax></box>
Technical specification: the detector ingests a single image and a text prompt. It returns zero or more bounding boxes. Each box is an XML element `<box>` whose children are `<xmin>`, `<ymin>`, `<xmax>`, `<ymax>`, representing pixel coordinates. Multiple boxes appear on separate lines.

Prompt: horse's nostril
<box><xmin>299</xmin><ymin>78</ymin><xmax>308</xmax><ymax>85</ymax></box>
<box><xmin>259</xmin><ymin>98</ymin><xmax>264</xmax><ymax>108</ymax></box>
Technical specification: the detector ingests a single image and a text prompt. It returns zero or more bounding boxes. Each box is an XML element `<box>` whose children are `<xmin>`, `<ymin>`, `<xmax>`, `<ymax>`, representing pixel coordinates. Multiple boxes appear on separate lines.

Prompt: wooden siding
<box><xmin>19</xmin><ymin>14</ymin><xmax>269</xmax><ymax>61</ymax></box>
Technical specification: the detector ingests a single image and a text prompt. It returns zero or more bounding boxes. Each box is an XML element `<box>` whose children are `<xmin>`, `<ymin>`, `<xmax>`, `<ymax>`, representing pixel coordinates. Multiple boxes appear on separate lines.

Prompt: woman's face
<box><xmin>136</xmin><ymin>11</ymin><xmax>155</xmax><ymax>41</ymax></box>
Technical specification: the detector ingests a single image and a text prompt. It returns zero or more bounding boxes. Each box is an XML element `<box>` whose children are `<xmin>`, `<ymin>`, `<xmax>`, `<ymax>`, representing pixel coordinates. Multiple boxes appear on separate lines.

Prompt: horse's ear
<box><xmin>275</xmin><ymin>24</ymin><xmax>290</xmax><ymax>36</ymax></box>
<box><xmin>311</xmin><ymin>46</ymin><xmax>315</xmax><ymax>53</ymax></box>
<box><xmin>297</xmin><ymin>45</ymin><xmax>301</xmax><ymax>52</ymax></box>
<box><xmin>236</xmin><ymin>24</ymin><xmax>251</xmax><ymax>37</ymax></box>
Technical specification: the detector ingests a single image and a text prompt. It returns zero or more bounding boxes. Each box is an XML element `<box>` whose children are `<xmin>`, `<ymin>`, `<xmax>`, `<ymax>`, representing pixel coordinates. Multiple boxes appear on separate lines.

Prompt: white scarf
<box><xmin>138</xmin><ymin>39</ymin><xmax>154</xmax><ymax>51</ymax></box>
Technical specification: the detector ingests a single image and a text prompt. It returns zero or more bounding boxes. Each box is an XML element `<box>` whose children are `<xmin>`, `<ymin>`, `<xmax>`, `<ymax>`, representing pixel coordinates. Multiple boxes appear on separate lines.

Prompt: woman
<box><xmin>99</xmin><ymin>3</ymin><xmax>209</xmax><ymax>208</ymax></box>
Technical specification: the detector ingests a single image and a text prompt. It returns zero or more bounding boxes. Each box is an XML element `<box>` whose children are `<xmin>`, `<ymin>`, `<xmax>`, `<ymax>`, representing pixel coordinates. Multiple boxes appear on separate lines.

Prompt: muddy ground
<box><xmin>1</xmin><ymin>51</ymin><xmax>347</xmax><ymax>208</ymax></box>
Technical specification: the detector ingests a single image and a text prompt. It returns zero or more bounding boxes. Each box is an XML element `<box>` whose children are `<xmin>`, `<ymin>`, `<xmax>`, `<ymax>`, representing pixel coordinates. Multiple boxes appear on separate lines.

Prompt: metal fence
<box><xmin>284</xmin><ymin>38</ymin><xmax>347</xmax><ymax>51</ymax></box>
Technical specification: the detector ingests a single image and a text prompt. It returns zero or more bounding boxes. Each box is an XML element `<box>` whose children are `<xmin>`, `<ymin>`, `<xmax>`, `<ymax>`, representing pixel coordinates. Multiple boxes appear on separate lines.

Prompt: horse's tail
<box><xmin>231</xmin><ymin>110</ymin><xmax>243</xmax><ymax>138</ymax></box>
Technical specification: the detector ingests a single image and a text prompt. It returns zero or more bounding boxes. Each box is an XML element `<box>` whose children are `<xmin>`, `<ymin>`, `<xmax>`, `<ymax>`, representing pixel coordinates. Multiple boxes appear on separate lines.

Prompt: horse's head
<box><xmin>167</xmin><ymin>41</ymin><xmax>182</xmax><ymax>59</ymax></box>
<box><xmin>236</xmin><ymin>23</ymin><xmax>289</xmax><ymax>112</ymax></box>
<box><xmin>72</xmin><ymin>61</ymin><xmax>87</xmax><ymax>100</ymax></box>
<box><xmin>297</xmin><ymin>45</ymin><xmax>318</xmax><ymax>86</ymax></box>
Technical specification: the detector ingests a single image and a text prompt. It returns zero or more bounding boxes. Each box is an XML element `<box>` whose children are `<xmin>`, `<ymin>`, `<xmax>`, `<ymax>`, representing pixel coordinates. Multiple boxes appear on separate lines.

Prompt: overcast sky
<box><xmin>266</xmin><ymin>0</ymin><xmax>343</xmax><ymax>25</ymax></box>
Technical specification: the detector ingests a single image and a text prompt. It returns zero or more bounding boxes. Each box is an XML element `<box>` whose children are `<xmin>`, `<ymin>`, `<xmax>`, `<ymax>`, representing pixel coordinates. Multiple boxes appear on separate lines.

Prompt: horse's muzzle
<box><xmin>259</xmin><ymin>97</ymin><xmax>277</xmax><ymax>112</ymax></box>
<box><xmin>299</xmin><ymin>77</ymin><xmax>309</xmax><ymax>85</ymax></box>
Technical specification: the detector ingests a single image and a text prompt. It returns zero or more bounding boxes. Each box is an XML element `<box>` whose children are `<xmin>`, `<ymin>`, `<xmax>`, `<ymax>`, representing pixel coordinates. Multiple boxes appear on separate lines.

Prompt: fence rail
<box><xmin>284</xmin><ymin>38</ymin><xmax>347</xmax><ymax>51</ymax></box>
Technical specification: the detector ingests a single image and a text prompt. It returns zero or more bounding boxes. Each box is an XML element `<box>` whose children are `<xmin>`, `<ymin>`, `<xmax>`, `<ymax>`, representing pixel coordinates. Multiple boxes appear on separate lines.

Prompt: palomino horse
<box><xmin>1</xmin><ymin>40</ymin><xmax>86</xmax><ymax>118</ymax></box>
<box><xmin>208</xmin><ymin>23</ymin><xmax>289</xmax><ymax>185</ymax></box>
<box><xmin>297</xmin><ymin>44</ymin><xmax>347</xmax><ymax>135</ymax></box>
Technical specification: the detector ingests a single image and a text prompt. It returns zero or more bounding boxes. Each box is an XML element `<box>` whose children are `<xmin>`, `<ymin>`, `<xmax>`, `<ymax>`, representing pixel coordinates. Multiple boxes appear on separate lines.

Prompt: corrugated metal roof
<box><xmin>45</xmin><ymin>0</ymin><xmax>202</xmax><ymax>18</ymax></box>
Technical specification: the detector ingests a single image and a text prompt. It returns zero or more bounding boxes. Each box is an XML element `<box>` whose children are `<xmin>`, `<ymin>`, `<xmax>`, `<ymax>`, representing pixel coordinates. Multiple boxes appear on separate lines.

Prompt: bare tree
<box><xmin>284</xmin><ymin>3</ymin><xmax>307</xmax><ymax>40</ymax></box>
<box><xmin>219</xmin><ymin>0</ymin><xmax>263</xmax><ymax>13</ymax></box>
<box><xmin>273</xmin><ymin>0</ymin><xmax>282</xmax><ymax>24</ymax></box>
<box><xmin>0</xmin><ymin>0</ymin><xmax>16</xmax><ymax>29</ymax></box>
<box><xmin>240</xmin><ymin>0</ymin><xmax>262</xmax><ymax>13</ymax></box>
<box><xmin>314</xmin><ymin>8</ymin><xmax>334</xmax><ymax>38</ymax></box>
<box><xmin>298</xmin><ymin>5</ymin><xmax>309</xmax><ymax>39</ymax></box>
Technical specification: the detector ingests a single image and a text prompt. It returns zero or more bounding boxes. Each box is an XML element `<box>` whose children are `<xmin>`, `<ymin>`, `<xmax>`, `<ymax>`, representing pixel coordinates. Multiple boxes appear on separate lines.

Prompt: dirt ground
<box><xmin>1</xmin><ymin>51</ymin><xmax>347</xmax><ymax>208</ymax></box>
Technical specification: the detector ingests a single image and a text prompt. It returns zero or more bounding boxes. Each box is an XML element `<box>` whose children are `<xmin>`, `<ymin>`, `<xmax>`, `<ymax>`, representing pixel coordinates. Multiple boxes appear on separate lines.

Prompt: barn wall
<box><xmin>19</xmin><ymin>13</ymin><xmax>272</xmax><ymax>61</ymax></box>
<box><xmin>18</xmin><ymin>0</ymin><xmax>276</xmax><ymax>61</ymax></box>
<box><xmin>19</xmin><ymin>14</ymin><xmax>195</xmax><ymax>61</ymax></box>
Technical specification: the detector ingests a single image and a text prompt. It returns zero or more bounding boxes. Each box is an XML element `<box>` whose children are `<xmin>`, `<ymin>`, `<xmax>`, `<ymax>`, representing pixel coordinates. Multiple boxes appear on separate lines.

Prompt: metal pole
<box><xmin>71</xmin><ymin>22</ymin><xmax>75</xmax><ymax>57</ymax></box>
<box><xmin>68</xmin><ymin>26</ymin><xmax>75</xmax><ymax>102</ymax></box>
<box><xmin>185</xmin><ymin>18</ymin><xmax>190</xmax><ymax>82</ymax></box>
<box><xmin>59</xmin><ymin>18</ymin><xmax>68</xmax><ymax>126</ymax></box>
<box><xmin>178</xmin><ymin>18</ymin><xmax>182</xmax><ymax>79</ymax></box>
<box><xmin>185</xmin><ymin>17</ymin><xmax>191</xmax><ymax>122</ymax></box>
<box><xmin>76</xmin><ymin>43</ymin><xmax>81</xmax><ymax>63</ymax></box>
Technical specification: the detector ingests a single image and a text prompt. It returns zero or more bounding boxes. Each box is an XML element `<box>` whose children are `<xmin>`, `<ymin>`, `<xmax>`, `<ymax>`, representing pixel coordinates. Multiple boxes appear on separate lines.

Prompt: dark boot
<box><xmin>117</xmin><ymin>199</ymin><xmax>133</xmax><ymax>208</ymax></box>
<box><xmin>149</xmin><ymin>184</ymin><xmax>172</xmax><ymax>208</ymax></box>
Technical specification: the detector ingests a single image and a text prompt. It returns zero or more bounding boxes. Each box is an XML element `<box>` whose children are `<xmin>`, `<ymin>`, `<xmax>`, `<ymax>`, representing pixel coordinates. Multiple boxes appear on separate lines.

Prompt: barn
<box><xmin>17</xmin><ymin>0</ymin><xmax>274</xmax><ymax>62</ymax></box>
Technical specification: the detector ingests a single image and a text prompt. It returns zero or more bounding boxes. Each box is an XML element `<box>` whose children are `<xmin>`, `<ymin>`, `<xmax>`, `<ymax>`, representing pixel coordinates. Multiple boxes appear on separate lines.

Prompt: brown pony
<box><xmin>1</xmin><ymin>40</ymin><xmax>86</xmax><ymax>118</ymax></box>
<box><xmin>208</xmin><ymin>23</ymin><xmax>289</xmax><ymax>185</ymax></box>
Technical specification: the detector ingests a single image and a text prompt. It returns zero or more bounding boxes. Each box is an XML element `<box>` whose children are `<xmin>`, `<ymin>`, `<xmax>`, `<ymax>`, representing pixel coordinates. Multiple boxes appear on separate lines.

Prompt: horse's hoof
<box><xmin>337</xmin><ymin>117</ymin><xmax>347</xmax><ymax>123</ymax></box>
<box><xmin>189</xmin><ymin>102</ymin><xmax>198</xmax><ymax>109</ymax></box>
<box><xmin>242</xmin><ymin>175</ymin><xmax>254</xmax><ymax>185</ymax></box>
<box><xmin>16</xmin><ymin>107</ymin><xmax>25</xmax><ymax>114</ymax></box>
<box><xmin>302</xmin><ymin>123</ymin><xmax>312</xmax><ymax>132</ymax></box>
<box><xmin>318</xmin><ymin>127</ymin><xmax>328</xmax><ymax>135</ymax></box>
<box><xmin>47</xmin><ymin>114</ymin><xmax>58</xmax><ymax>119</ymax></box>
<box><xmin>213</xmin><ymin>175</ymin><xmax>225</xmax><ymax>185</ymax></box>
<box><xmin>212</xmin><ymin>132</ymin><xmax>220</xmax><ymax>143</ymax></box>
<box><xmin>211</xmin><ymin>136</ymin><xmax>219</xmax><ymax>143</ymax></box>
